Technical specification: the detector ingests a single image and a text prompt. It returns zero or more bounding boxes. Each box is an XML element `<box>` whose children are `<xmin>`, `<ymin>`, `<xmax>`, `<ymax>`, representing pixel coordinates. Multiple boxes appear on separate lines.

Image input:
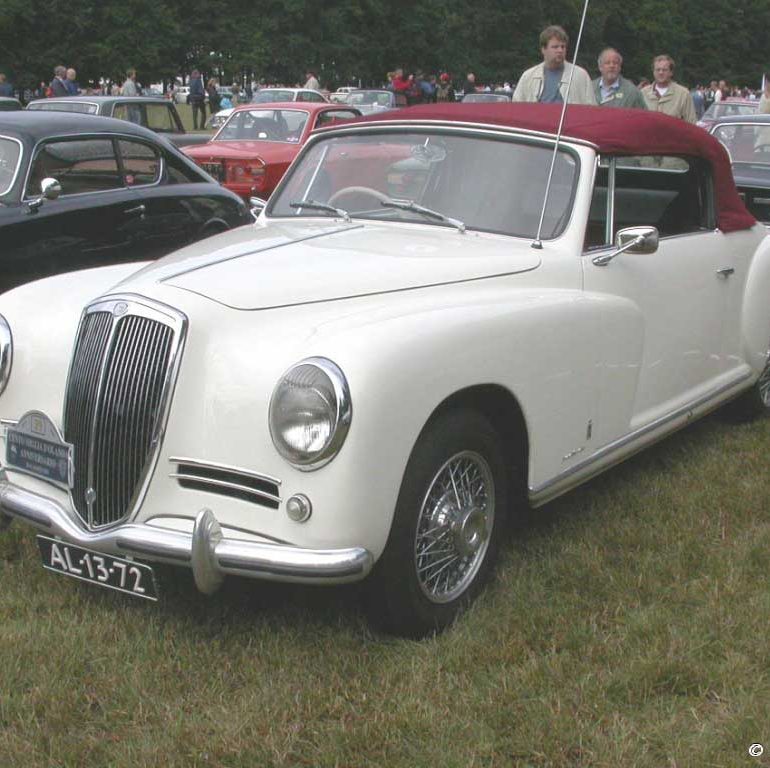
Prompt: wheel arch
<box><xmin>421</xmin><ymin>384</ymin><xmax>530</xmax><ymax>501</ymax></box>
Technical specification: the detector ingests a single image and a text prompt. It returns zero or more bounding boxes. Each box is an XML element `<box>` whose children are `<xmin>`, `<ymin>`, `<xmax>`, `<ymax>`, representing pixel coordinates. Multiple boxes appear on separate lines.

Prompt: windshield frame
<box><xmin>265</xmin><ymin>123</ymin><xmax>583</xmax><ymax>240</ymax></box>
<box><xmin>212</xmin><ymin>106</ymin><xmax>311</xmax><ymax>144</ymax></box>
<box><xmin>0</xmin><ymin>134</ymin><xmax>23</xmax><ymax>197</ymax></box>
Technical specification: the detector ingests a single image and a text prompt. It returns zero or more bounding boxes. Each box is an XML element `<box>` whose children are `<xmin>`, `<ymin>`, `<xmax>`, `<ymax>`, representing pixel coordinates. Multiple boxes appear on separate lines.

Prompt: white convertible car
<box><xmin>1</xmin><ymin>104</ymin><xmax>768</xmax><ymax>637</ymax></box>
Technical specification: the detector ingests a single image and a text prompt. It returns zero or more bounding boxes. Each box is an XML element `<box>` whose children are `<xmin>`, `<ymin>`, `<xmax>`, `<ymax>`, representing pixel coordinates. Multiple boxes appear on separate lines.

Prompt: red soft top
<box><xmin>352</xmin><ymin>103</ymin><xmax>756</xmax><ymax>234</ymax></box>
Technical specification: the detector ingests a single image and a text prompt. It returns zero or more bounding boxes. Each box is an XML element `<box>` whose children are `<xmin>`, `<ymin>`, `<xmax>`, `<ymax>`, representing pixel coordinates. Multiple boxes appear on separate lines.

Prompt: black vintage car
<box><xmin>26</xmin><ymin>96</ymin><xmax>210</xmax><ymax>147</ymax></box>
<box><xmin>0</xmin><ymin>112</ymin><xmax>250</xmax><ymax>293</ymax></box>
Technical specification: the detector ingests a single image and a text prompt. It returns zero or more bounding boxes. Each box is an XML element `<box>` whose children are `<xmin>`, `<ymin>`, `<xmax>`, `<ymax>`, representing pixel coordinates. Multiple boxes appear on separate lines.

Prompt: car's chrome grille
<box><xmin>63</xmin><ymin>299</ymin><xmax>186</xmax><ymax>530</ymax></box>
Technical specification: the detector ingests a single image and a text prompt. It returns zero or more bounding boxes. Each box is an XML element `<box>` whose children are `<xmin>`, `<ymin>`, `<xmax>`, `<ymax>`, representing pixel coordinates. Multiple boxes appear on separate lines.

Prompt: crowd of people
<box><xmin>3</xmin><ymin>28</ymin><xmax>769</xmax><ymax>129</ymax></box>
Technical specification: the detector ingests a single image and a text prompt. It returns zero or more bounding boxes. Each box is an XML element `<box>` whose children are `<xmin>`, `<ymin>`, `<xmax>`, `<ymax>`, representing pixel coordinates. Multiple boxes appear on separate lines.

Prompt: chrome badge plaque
<box><xmin>5</xmin><ymin>410</ymin><xmax>74</xmax><ymax>488</ymax></box>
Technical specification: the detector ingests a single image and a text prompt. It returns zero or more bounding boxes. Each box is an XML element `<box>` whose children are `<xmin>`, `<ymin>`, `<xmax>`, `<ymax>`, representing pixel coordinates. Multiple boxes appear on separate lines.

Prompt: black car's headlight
<box><xmin>269</xmin><ymin>357</ymin><xmax>351</xmax><ymax>470</ymax></box>
<box><xmin>0</xmin><ymin>314</ymin><xmax>12</xmax><ymax>396</ymax></box>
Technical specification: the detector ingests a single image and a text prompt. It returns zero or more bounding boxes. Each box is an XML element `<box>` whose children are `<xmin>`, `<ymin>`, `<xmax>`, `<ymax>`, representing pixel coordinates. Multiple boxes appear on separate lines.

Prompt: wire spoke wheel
<box><xmin>759</xmin><ymin>353</ymin><xmax>770</xmax><ymax>407</ymax></box>
<box><xmin>414</xmin><ymin>450</ymin><xmax>495</xmax><ymax>604</ymax></box>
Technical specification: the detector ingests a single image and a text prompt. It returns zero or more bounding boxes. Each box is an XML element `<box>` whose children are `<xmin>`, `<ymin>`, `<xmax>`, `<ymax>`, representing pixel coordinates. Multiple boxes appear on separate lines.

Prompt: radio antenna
<box><xmin>532</xmin><ymin>0</ymin><xmax>592</xmax><ymax>249</ymax></box>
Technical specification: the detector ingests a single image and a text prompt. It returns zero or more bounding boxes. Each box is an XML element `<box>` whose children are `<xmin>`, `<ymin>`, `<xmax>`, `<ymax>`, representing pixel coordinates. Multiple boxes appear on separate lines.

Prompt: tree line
<box><xmin>1</xmin><ymin>0</ymin><xmax>768</xmax><ymax>91</ymax></box>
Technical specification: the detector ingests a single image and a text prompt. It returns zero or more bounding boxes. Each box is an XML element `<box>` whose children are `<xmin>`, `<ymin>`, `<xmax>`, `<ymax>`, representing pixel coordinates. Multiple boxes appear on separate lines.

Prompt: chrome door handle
<box><xmin>716</xmin><ymin>267</ymin><xmax>734</xmax><ymax>277</ymax></box>
<box><xmin>124</xmin><ymin>204</ymin><xmax>146</xmax><ymax>216</ymax></box>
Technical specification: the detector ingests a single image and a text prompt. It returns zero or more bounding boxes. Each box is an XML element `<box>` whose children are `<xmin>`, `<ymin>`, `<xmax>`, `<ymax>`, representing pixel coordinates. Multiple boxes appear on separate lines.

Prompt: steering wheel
<box><xmin>328</xmin><ymin>186</ymin><xmax>391</xmax><ymax>208</ymax></box>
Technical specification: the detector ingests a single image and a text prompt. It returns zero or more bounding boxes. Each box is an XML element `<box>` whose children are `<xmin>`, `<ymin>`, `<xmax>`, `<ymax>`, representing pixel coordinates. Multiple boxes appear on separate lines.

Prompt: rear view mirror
<box><xmin>615</xmin><ymin>226</ymin><xmax>659</xmax><ymax>254</ymax></box>
<box><xmin>41</xmin><ymin>177</ymin><xmax>62</xmax><ymax>200</ymax></box>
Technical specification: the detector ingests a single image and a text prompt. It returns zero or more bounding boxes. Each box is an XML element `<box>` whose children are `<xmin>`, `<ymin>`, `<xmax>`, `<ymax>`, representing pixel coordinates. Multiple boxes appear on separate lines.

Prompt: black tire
<box><xmin>730</xmin><ymin>351</ymin><xmax>770</xmax><ymax>420</ymax></box>
<box><xmin>365</xmin><ymin>408</ymin><xmax>510</xmax><ymax>638</ymax></box>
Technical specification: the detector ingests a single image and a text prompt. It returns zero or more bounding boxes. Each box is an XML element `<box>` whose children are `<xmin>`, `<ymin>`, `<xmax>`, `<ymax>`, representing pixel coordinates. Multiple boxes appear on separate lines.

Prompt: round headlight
<box><xmin>0</xmin><ymin>314</ymin><xmax>12</xmax><ymax>397</ymax></box>
<box><xmin>269</xmin><ymin>357</ymin><xmax>351</xmax><ymax>470</ymax></box>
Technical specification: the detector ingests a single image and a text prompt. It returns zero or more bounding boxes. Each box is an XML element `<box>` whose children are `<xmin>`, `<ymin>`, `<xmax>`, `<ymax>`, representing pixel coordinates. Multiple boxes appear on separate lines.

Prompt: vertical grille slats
<box><xmin>63</xmin><ymin>303</ymin><xmax>180</xmax><ymax>529</ymax></box>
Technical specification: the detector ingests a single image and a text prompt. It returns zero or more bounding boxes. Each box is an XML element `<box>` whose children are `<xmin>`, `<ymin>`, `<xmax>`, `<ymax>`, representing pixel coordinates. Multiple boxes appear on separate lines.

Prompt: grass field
<box><xmin>1</xmin><ymin>410</ymin><xmax>769</xmax><ymax>767</ymax></box>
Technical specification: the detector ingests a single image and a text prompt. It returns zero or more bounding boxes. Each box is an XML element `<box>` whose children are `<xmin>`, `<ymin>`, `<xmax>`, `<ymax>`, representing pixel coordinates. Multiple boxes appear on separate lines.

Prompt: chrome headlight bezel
<box><xmin>0</xmin><ymin>314</ymin><xmax>12</xmax><ymax>397</ymax></box>
<box><xmin>268</xmin><ymin>357</ymin><xmax>352</xmax><ymax>471</ymax></box>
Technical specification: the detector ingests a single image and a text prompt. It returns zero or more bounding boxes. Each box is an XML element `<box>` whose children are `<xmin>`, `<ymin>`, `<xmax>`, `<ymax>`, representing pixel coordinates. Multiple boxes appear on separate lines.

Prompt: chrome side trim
<box><xmin>0</xmin><ymin>479</ymin><xmax>373</xmax><ymax>586</ymax></box>
<box><xmin>169</xmin><ymin>457</ymin><xmax>281</xmax><ymax>486</ymax></box>
<box><xmin>529</xmin><ymin>370</ymin><xmax>753</xmax><ymax>506</ymax></box>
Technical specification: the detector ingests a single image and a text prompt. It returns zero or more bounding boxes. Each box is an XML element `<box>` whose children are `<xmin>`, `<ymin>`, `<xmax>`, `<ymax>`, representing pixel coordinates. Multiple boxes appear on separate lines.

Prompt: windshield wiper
<box><xmin>289</xmin><ymin>199</ymin><xmax>351</xmax><ymax>222</ymax></box>
<box><xmin>381</xmin><ymin>199</ymin><xmax>465</xmax><ymax>233</ymax></box>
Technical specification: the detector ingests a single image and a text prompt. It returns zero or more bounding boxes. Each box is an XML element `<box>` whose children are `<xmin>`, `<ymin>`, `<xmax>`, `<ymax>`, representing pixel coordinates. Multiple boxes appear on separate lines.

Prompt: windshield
<box><xmin>712</xmin><ymin>123</ymin><xmax>770</xmax><ymax>164</ymax></box>
<box><xmin>252</xmin><ymin>90</ymin><xmax>296</xmax><ymax>104</ymax></box>
<box><xmin>215</xmin><ymin>108</ymin><xmax>309</xmax><ymax>143</ymax></box>
<box><xmin>348</xmin><ymin>92</ymin><xmax>392</xmax><ymax>107</ymax></box>
<box><xmin>270</xmin><ymin>130</ymin><xmax>579</xmax><ymax>239</ymax></box>
<box><xmin>0</xmin><ymin>137</ymin><xmax>21</xmax><ymax>195</ymax></box>
<box><xmin>704</xmin><ymin>103</ymin><xmax>757</xmax><ymax>120</ymax></box>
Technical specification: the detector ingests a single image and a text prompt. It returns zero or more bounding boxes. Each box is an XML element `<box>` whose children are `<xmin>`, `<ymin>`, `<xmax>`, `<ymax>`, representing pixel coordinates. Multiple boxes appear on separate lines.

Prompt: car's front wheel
<box><xmin>732</xmin><ymin>344</ymin><xmax>770</xmax><ymax>419</ymax></box>
<box><xmin>366</xmin><ymin>409</ymin><xmax>510</xmax><ymax>637</ymax></box>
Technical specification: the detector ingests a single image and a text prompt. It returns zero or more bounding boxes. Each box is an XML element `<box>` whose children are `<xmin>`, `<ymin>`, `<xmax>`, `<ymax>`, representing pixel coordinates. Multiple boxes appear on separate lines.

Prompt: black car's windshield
<box><xmin>713</xmin><ymin>123</ymin><xmax>770</xmax><ymax>164</ymax></box>
<box><xmin>270</xmin><ymin>130</ymin><xmax>579</xmax><ymax>239</ymax></box>
<box><xmin>0</xmin><ymin>137</ymin><xmax>21</xmax><ymax>196</ymax></box>
<box><xmin>215</xmin><ymin>108</ymin><xmax>309</xmax><ymax>143</ymax></box>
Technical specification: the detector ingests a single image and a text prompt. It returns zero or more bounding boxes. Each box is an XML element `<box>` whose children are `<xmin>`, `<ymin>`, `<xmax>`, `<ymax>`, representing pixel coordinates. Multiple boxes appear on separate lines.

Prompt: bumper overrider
<box><xmin>0</xmin><ymin>471</ymin><xmax>373</xmax><ymax>593</ymax></box>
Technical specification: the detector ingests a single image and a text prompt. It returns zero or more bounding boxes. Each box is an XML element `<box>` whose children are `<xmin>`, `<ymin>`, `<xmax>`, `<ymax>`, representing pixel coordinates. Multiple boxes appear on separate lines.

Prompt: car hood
<box><xmin>184</xmin><ymin>140</ymin><xmax>299</xmax><ymax>163</ymax></box>
<box><xmin>118</xmin><ymin>219</ymin><xmax>541</xmax><ymax>310</ymax></box>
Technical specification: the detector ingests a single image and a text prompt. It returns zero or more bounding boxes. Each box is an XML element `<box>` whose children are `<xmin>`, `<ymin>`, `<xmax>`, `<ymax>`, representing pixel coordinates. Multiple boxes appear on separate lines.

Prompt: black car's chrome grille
<box><xmin>63</xmin><ymin>299</ymin><xmax>186</xmax><ymax>530</ymax></box>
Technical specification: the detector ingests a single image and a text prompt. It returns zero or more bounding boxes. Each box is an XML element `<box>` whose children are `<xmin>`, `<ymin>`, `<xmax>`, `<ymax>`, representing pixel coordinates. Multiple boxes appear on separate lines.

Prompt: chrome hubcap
<box><xmin>414</xmin><ymin>451</ymin><xmax>494</xmax><ymax>604</ymax></box>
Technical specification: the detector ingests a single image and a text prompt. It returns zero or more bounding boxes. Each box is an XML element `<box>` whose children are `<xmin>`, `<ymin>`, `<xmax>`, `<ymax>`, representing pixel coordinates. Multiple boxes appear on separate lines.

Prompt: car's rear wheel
<box><xmin>365</xmin><ymin>409</ymin><xmax>509</xmax><ymax>637</ymax></box>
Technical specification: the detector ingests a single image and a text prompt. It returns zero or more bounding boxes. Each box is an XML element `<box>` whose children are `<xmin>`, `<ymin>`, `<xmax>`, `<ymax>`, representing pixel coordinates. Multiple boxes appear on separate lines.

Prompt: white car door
<box><xmin>583</xmin><ymin>155</ymin><xmax>729</xmax><ymax>437</ymax></box>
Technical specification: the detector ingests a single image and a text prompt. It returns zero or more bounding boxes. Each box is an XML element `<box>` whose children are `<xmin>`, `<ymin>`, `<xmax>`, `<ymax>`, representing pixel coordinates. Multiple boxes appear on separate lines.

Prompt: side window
<box><xmin>118</xmin><ymin>139</ymin><xmax>160</xmax><ymax>186</ymax></box>
<box><xmin>315</xmin><ymin>110</ymin><xmax>359</xmax><ymax>129</ymax></box>
<box><xmin>165</xmin><ymin>152</ymin><xmax>206</xmax><ymax>184</ymax></box>
<box><xmin>113</xmin><ymin>103</ymin><xmax>146</xmax><ymax>126</ymax></box>
<box><xmin>26</xmin><ymin>139</ymin><xmax>122</xmax><ymax>197</ymax></box>
<box><xmin>585</xmin><ymin>155</ymin><xmax>713</xmax><ymax>250</ymax></box>
<box><xmin>145</xmin><ymin>104</ymin><xmax>178</xmax><ymax>132</ymax></box>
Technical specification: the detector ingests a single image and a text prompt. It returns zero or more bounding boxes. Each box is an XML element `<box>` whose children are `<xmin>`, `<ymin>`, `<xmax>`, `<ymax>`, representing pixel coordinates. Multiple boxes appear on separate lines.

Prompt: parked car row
<box><xmin>0</xmin><ymin>103</ymin><xmax>767</xmax><ymax>639</ymax></box>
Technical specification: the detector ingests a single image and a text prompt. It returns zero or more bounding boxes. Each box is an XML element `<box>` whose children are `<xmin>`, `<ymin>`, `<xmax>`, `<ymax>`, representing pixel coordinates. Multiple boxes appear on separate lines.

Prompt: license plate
<box><xmin>37</xmin><ymin>536</ymin><xmax>158</xmax><ymax>601</ymax></box>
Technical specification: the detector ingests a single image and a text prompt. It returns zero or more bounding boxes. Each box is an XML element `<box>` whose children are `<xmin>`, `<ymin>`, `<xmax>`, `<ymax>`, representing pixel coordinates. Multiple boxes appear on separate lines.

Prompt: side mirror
<box><xmin>26</xmin><ymin>177</ymin><xmax>61</xmax><ymax>213</ymax></box>
<box><xmin>593</xmin><ymin>226</ymin><xmax>659</xmax><ymax>266</ymax></box>
<box><xmin>41</xmin><ymin>177</ymin><xmax>62</xmax><ymax>200</ymax></box>
<box><xmin>615</xmin><ymin>226</ymin><xmax>659</xmax><ymax>254</ymax></box>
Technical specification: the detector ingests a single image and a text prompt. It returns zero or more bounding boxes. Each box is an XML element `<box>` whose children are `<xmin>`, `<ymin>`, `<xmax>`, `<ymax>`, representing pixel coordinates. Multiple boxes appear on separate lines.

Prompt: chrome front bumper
<box><xmin>0</xmin><ymin>478</ymin><xmax>373</xmax><ymax>593</ymax></box>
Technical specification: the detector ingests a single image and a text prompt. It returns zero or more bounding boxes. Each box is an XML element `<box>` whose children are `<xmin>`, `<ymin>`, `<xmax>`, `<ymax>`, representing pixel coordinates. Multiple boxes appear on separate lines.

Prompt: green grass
<box><xmin>1</xmin><ymin>411</ymin><xmax>769</xmax><ymax>767</ymax></box>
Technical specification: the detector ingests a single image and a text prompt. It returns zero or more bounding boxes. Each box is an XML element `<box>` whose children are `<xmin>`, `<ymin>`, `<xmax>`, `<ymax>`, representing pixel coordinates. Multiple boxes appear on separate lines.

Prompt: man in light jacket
<box><xmin>592</xmin><ymin>48</ymin><xmax>647</xmax><ymax>109</ymax></box>
<box><xmin>513</xmin><ymin>25</ymin><xmax>596</xmax><ymax>105</ymax></box>
<box><xmin>641</xmin><ymin>55</ymin><xmax>696</xmax><ymax>123</ymax></box>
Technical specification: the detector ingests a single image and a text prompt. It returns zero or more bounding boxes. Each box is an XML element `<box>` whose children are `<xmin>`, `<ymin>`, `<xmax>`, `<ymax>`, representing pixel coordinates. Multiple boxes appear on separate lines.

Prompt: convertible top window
<box><xmin>27</xmin><ymin>101</ymin><xmax>98</xmax><ymax>115</ymax></box>
<box><xmin>0</xmin><ymin>137</ymin><xmax>21</xmax><ymax>195</ymax></box>
<box><xmin>270</xmin><ymin>130</ymin><xmax>579</xmax><ymax>239</ymax></box>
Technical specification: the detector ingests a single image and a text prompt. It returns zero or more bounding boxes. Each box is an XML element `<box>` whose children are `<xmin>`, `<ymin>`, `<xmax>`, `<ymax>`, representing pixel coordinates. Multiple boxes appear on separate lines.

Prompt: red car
<box><xmin>696</xmin><ymin>97</ymin><xmax>758</xmax><ymax>130</ymax></box>
<box><xmin>183</xmin><ymin>102</ymin><xmax>362</xmax><ymax>201</ymax></box>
